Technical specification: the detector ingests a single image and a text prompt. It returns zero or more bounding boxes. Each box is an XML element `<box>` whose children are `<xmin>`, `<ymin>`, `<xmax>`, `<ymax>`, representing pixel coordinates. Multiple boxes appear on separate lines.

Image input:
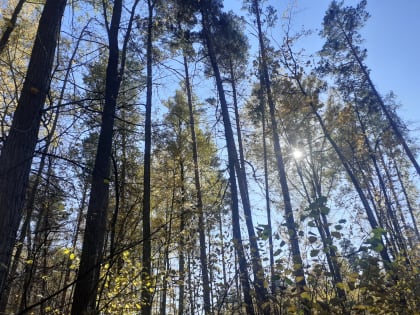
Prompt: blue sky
<box><xmin>292</xmin><ymin>1</ymin><xmax>420</xmax><ymax>132</ymax></box>
<box><xmin>225</xmin><ymin>0</ymin><xmax>420</xmax><ymax>138</ymax></box>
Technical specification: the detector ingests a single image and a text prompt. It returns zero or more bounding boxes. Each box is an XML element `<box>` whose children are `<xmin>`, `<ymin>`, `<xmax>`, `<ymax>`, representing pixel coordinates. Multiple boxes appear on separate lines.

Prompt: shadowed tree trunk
<box><xmin>71</xmin><ymin>0</ymin><xmax>140</xmax><ymax>313</ymax></box>
<box><xmin>229</xmin><ymin>60</ymin><xmax>268</xmax><ymax>312</ymax></box>
<box><xmin>309</xmin><ymin>104</ymin><xmax>392</xmax><ymax>265</ymax></box>
<box><xmin>259</xmin><ymin>90</ymin><xmax>275</xmax><ymax>295</ymax></box>
<box><xmin>251</xmin><ymin>1</ymin><xmax>308</xmax><ymax>312</ymax></box>
<box><xmin>0</xmin><ymin>0</ymin><xmax>67</xmax><ymax>298</ymax></box>
<box><xmin>141</xmin><ymin>0</ymin><xmax>155</xmax><ymax>313</ymax></box>
<box><xmin>199</xmin><ymin>1</ymin><xmax>255</xmax><ymax>313</ymax></box>
<box><xmin>183</xmin><ymin>52</ymin><xmax>212</xmax><ymax>314</ymax></box>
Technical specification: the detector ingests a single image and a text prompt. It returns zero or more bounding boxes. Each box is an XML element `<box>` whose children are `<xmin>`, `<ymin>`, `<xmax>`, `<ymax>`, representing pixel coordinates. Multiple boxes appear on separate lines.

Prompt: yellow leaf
<box><xmin>336</xmin><ymin>282</ymin><xmax>345</xmax><ymax>290</ymax></box>
<box><xmin>353</xmin><ymin>304</ymin><xmax>368</xmax><ymax>310</ymax></box>
<box><xmin>301</xmin><ymin>291</ymin><xmax>311</xmax><ymax>300</ymax></box>
<box><xmin>263</xmin><ymin>280</ymin><xmax>269</xmax><ymax>289</ymax></box>
<box><xmin>69</xmin><ymin>253</ymin><xmax>75</xmax><ymax>260</ymax></box>
<box><xmin>296</xmin><ymin>276</ymin><xmax>305</xmax><ymax>283</ymax></box>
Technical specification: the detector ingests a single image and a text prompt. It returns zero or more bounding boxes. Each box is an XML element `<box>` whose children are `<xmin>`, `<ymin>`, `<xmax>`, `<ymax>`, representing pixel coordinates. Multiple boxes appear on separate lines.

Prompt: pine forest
<box><xmin>0</xmin><ymin>0</ymin><xmax>419</xmax><ymax>314</ymax></box>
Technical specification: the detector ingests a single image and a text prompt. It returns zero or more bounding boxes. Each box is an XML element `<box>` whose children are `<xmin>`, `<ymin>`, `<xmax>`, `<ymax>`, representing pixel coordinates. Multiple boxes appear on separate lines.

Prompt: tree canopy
<box><xmin>0</xmin><ymin>0</ymin><xmax>419</xmax><ymax>314</ymax></box>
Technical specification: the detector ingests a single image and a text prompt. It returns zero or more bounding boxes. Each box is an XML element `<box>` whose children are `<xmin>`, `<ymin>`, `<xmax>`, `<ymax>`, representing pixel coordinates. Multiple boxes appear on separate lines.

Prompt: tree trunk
<box><xmin>392</xmin><ymin>154</ymin><xmax>420</xmax><ymax>242</ymax></box>
<box><xmin>229</xmin><ymin>60</ymin><xmax>268</xmax><ymax>310</ymax></box>
<box><xmin>340</xmin><ymin>26</ymin><xmax>420</xmax><ymax>177</ymax></box>
<box><xmin>141</xmin><ymin>1</ymin><xmax>154</xmax><ymax>313</ymax></box>
<box><xmin>183</xmin><ymin>53</ymin><xmax>212</xmax><ymax>314</ymax></box>
<box><xmin>309</xmin><ymin>104</ymin><xmax>392</xmax><ymax>265</ymax></box>
<box><xmin>0</xmin><ymin>0</ymin><xmax>67</xmax><ymax>298</ymax></box>
<box><xmin>70</xmin><ymin>0</ymin><xmax>123</xmax><ymax>313</ymax></box>
<box><xmin>178</xmin><ymin>202</ymin><xmax>186</xmax><ymax>315</ymax></box>
<box><xmin>252</xmin><ymin>1</ymin><xmax>308</xmax><ymax>311</ymax></box>
<box><xmin>199</xmin><ymin>2</ymin><xmax>255</xmax><ymax>313</ymax></box>
<box><xmin>354</xmin><ymin>107</ymin><xmax>407</xmax><ymax>258</ymax></box>
<box><xmin>259</xmin><ymin>85</ymin><xmax>276</xmax><ymax>295</ymax></box>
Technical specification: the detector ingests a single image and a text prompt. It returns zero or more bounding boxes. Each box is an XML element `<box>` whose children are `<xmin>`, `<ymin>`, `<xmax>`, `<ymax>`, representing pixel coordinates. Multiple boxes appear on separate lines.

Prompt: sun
<box><xmin>292</xmin><ymin>148</ymin><xmax>304</xmax><ymax>160</ymax></box>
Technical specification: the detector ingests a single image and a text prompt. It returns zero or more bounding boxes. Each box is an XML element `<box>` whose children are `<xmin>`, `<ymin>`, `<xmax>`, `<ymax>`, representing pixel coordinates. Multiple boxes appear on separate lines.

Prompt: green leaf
<box><xmin>310</xmin><ymin>249</ymin><xmax>320</xmax><ymax>257</ymax></box>
<box><xmin>308</xmin><ymin>236</ymin><xmax>317</xmax><ymax>243</ymax></box>
<box><xmin>308</xmin><ymin>220</ymin><xmax>317</xmax><ymax>227</ymax></box>
<box><xmin>373</xmin><ymin>243</ymin><xmax>384</xmax><ymax>253</ymax></box>
<box><xmin>331</xmin><ymin>231</ymin><xmax>341</xmax><ymax>239</ymax></box>
<box><xmin>273</xmin><ymin>249</ymin><xmax>282</xmax><ymax>256</ymax></box>
<box><xmin>320</xmin><ymin>206</ymin><xmax>330</xmax><ymax>215</ymax></box>
<box><xmin>284</xmin><ymin>277</ymin><xmax>294</xmax><ymax>286</ymax></box>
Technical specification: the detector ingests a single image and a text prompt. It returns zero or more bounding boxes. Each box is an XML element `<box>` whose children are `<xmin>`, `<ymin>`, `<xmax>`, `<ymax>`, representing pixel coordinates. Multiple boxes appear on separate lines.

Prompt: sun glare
<box><xmin>292</xmin><ymin>148</ymin><xmax>304</xmax><ymax>160</ymax></box>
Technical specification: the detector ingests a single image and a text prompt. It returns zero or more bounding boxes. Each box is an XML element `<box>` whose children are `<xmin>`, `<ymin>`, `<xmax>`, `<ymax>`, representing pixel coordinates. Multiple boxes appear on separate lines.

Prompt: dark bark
<box><xmin>354</xmin><ymin>107</ymin><xmax>408</xmax><ymax>258</ymax></box>
<box><xmin>293</xmin><ymin>140</ymin><xmax>348</xmax><ymax>309</ymax></box>
<box><xmin>340</xmin><ymin>28</ymin><xmax>420</xmax><ymax>177</ymax></box>
<box><xmin>261</xmin><ymin>99</ymin><xmax>276</xmax><ymax>295</ymax></box>
<box><xmin>229</xmin><ymin>61</ymin><xmax>268</xmax><ymax>310</ymax></box>
<box><xmin>19</xmin><ymin>154</ymin><xmax>55</xmax><ymax>312</ymax></box>
<box><xmin>71</xmin><ymin>0</ymin><xmax>123</xmax><ymax>313</ymax></box>
<box><xmin>141</xmin><ymin>1</ymin><xmax>154</xmax><ymax>313</ymax></box>
<box><xmin>178</xmin><ymin>211</ymin><xmax>186</xmax><ymax>315</ymax></box>
<box><xmin>183</xmin><ymin>53</ymin><xmax>212</xmax><ymax>314</ymax></box>
<box><xmin>0</xmin><ymin>0</ymin><xmax>67</xmax><ymax>298</ymax></box>
<box><xmin>199</xmin><ymin>1</ymin><xmax>255</xmax><ymax>313</ymax></box>
<box><xmin>309</xmin><ymin>104</ymin><xmax>392</xmax><ymax>265</ymax></box>
<box><xmin>177</xmin><ymin>159</ymin><xmax>186</xmax><ymax>315</ymax></box>
<box><xmin>392</xmin><ymin>155</ymin><xmax>420</xmax><ymax>242</ymax></box>
<box><xmin>251</xmin><ymin>1</ymin><xmax>308</xmax><ymax>311</ymax></box>
<box><xmin>160</xmin><ymin>170</ymin><xmax>175</xmax><ymax>315</ymax></box>
<box><xmin>280</xmin><ymin>30</ymin><xmax>393</xmax><ymax>266</ymax></box>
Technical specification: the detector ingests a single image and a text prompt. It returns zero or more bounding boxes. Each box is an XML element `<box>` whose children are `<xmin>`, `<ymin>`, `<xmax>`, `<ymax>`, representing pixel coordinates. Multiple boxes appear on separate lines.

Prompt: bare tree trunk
<box><xmin>178</xmin><ymin>208</ymin><xmax>186</xmax><ymax>315</ymax></box>
<box><xmin>141</xmin><ymin>1</ymin><xmax>154</xmax><ymax>314</ymax></box>
<box><xmin>310</xmin><ymin>104</ymin><xmax>392</xmax><ymax>265</ymax></box>
<box><xmin>71</xmin><ymin>0</ymin><xmax>126</xmax><ymax>313</ymax></box>
<box><xmin>60</xmin><ymin>181</ymin><xmax>87</xmax><ymax>313</ymax></box>
<box><xmin>229</xmin><ymin>61</ymin><xmax>268</xmax><ymax>310</ymax></box>
<box><xmin>251</xmin><ymin>3</ymin><xmax>308</xmax><ymax>312</ymax></box>
<box><xmin>160</xmin><ymin>170</ymin><xmax>175</xmax><ymax>315</ymax></box>
<box><xmin>199</xmin><ymin>1</ymin><xmax>255</xmax><ymax>313</ymax></box>
<box><xmin>339</xmin><ymin>26</ymin><xmax>420</xmax><ymax>177</ymax></box>
<box><xmin>187</xmin><ymin>252</ymin><xmax>195</xmax><ymax>315</ymax></box>
<box><xmin>392</xmin><ymin>155</ymin><xmax>420</xmax><ymax>242</ymax></box>
<box><xmin>259</xmin><ymin>86</ymin><xmax>276</xmax><ymax>295</ymax></box>
<box><xmin>0</xmin><ymin>0</ymin><xmax>67</xmax><ymax>298</ymax></box>
<box><xmin>183</xmin><ymin>53</ymin><xmax>212</xmax><ymax>314</ymax></box>
<box><xmin>354</xmin><ymin>108</ymin><xmax>407</xmax><ymax>258</ymax></box>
